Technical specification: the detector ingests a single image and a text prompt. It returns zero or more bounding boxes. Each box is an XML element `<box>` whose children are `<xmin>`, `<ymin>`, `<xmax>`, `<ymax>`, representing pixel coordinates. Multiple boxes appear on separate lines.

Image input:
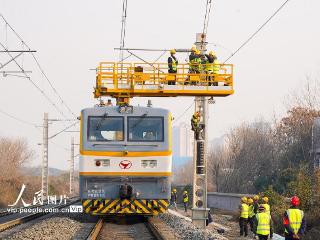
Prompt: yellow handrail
<box><xmin>94</xmin><ymin>62</ymin><xmax>234</xmax><ymax>98</ymax></box>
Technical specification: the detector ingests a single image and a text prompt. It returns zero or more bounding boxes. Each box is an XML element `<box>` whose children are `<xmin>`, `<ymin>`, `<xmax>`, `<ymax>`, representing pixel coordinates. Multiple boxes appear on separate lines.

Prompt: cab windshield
<box><xmin>128</xmin><ymin>116</ymin><xmax>164</xmax><ymax>142</ymax></box>
<box><xmin>88</xmin><ymin>116</ymin><xmax>124</xmax><ymax>141</ymax></box>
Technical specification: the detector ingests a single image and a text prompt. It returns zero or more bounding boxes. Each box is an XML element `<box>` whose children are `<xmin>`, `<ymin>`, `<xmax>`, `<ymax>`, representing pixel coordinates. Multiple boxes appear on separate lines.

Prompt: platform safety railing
<box><xmin>94</xmin><ymin>62</ymin><xmax>234</xmax><ymax>98</ymax></box>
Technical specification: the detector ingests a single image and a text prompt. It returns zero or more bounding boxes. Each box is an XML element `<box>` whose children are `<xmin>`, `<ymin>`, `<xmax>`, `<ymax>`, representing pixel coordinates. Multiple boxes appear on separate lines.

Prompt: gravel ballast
<box><xmin>5</xmin><ymin>217</ymin><xmax>82</xmax><ymax>240</ymax></box>
<box><xmin>158</xmin><ymin>212</ymin><xmax>228</xmax><ymax>240</ymax></box>
<box><xmin>0</xmin><ymin>211</ymin><xmax>98</xmax><ymax>240</ymax></box>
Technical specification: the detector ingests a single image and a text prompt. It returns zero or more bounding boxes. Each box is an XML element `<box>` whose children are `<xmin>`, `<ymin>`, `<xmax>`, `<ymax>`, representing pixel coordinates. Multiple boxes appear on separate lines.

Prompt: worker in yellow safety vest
<box><xmin>283</xmin><ymin>196</ymin><xmax>306</xmax><ymax>240</ymax></box>
<box><xmin>170</xmin><ymin>188</ymin><xmax>178</xmax><ymax>211</ymax></box>
<box><xmin>183</xmin><ymin>191</ymin><xmax>189</xmax><ymax>213</ymax></box>
<box><xmin>189</xmin><ymin>47</ymin><xmax>201</xmax><ymax>74</ymax></box>
<box><xmin>168</xmin><ymin>49</ymin><xmax>178</xmax><ymax>85</ymax></box>
<box><xmin>239</xmin><ymin>197</ymin><xmax>249</xmax><ymax>237</ymax></box>
<box><xmin>191</xmin><ymin>111</ymin><xmax>203</xmax><ymax>140</ymax></box>
<box><xmin>205</xmin><ymin>51</ymin><xmax>220</xmax><ymax>86</ymax></box>
<box><xmin>253</xmin><ymin>205</ymin><xmax>273</xmax><ymax>240</ymax></box>
<box><xmin>247</xmin><ymin>198</ymin><xmax>255</xmax><ymax>232</ymax></box>
<box><xmin>261</xmin><ymin>197</ymin><xmax>271</xmax><ymax>215</ymax></box>
<box><xmin>253</xmin><ymin>195</ymin><xmax>260</xmax><ymax>214</ymax></box>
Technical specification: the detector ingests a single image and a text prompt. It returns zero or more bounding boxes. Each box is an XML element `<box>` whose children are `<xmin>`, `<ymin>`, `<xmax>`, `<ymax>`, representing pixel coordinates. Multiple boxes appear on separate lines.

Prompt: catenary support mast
<box><xmin>70</xmin><ymin>137</ymin><xmax>75</xmax><ymax>195</ymax></box>
<box><xmin>192</xmin><ymin>33</ymin><xmax>210</xmax><ymax>228</ymax></box>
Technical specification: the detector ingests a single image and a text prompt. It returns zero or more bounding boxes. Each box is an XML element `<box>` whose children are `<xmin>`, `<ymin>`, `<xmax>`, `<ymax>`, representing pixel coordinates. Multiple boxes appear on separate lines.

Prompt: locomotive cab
<box><xmin>79</xmin><ymin>104</ymin><xmax>172</xmax><ymax>215</ymax></box>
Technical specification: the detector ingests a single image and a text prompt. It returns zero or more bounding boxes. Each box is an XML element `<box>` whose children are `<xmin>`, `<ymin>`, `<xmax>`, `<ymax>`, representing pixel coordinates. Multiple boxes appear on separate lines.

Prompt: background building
<box><xmin>172</xmin><ymin>122</ymin><xmax>193</xmax><ymax>167</ymax></box>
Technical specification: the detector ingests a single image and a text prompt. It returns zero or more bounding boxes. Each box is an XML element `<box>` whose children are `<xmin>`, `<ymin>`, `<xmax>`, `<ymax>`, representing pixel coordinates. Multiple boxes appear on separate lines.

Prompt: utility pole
<box><xmin>70</xmin><ymin>137</ymin><xmax>75</xmax><ymax>196</ymax></box>
<box><xmin>42</xmin><ymin>112</ymin><xmax>49</xmax><ymax>201</ymax></box>
<box><xmin>192</xmin><ymin>33</ymin><xmax>209</xmax><ymax>229</ymax></box>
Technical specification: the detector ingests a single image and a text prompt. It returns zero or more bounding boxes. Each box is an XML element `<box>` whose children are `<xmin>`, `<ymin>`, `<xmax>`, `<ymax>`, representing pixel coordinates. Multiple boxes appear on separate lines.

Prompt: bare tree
<box><xmin>208</xmin><ymin>145</ymin><xmax>229</xmax><ymax>192</ymax></box>
<box><xmin>0</xmin><ymin>137</ymin><xmax>34</xmax><ymax>207</ymax></box>
<box><xmin>212</xmin><ymin>121</ymin><xmax>274</xmax><ymax>193</ymax></box>
<box><xmin>173</xmin><ymin>159</ymin><xmax>193</xmax><ymax>185</ymax></box>
<box><xmin>285</xmin><ymin>76</ymin><xmax>320</xmax><ymax>110</ymax></box>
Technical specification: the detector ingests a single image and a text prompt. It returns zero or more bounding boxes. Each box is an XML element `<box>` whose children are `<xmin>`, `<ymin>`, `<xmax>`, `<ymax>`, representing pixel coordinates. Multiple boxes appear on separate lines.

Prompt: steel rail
<box><xmin>146</xmin><ymin>217</ymin><xmax>166</xmax><ymax>240</ymax></box>
<box><xmin>86</xmin><ymin>216</ymin><xmax>173</xmax><ymax>240</ymax></box>
<box><xmin>86</xmin><ymin>218</ymin><xmax>104</xmax><ymax>240</ymax></box>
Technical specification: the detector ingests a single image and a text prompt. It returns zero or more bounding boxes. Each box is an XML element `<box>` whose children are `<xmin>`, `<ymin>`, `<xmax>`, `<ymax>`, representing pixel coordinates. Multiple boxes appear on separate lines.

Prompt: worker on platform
<box><xmin>191</xmin><ymin>111</ymin><xmax>203</xmax><ymax>140</ymax></box>
<box><xmin>188</xmin><ymin>47</ymin><xmax>202</xmax><ymax>85</ymax></box>
<box><xmin>170</xmin><ymin>188</ymin><xmax>178</xmax><ymax>211</ymax></box>
<box><xmin>253</xmin><ymin>205</ymin><xmax>273</xmax><ymax>240</ymax></box>
<box><xmin>261</xmin><ymin>197</ymin><xmax>271</xmax><ymax>215</ymax></box>
<box><xmin>248</xmin><ymin>198</ymin><xmax>255</xmax><ymax>232</ymax></box>
<box><xmin>189</xmin><ymin>46</ymin><xmax>197</xmax><ymax>73</ymax></box>
<box><xmin>205</xmin><ymin>51</ymin><xmax>220</xmax><ymax>86</ymax></box>
<box><xmin>239</xmin><ymin>197</ymin><xmax>249</xmax><ymax>237</ymax></box>
<box><xmin>283</xmin><ymin>196</ymin><xmax>306</xmax><ymax>240</ymax></box>
<box><xmin>168</xmin><ymin>49</ymin><xmax>178</xmax><ymax>85</ymax></box>
<box><xmin>106</xmin><ymin>99</ymin><xmax>113</xmax><ymax>106</ymax></box>
<box><xmin>183</xmin><ymin>191</ymin><xmax>189</xmax><ymax>213</ymax></box>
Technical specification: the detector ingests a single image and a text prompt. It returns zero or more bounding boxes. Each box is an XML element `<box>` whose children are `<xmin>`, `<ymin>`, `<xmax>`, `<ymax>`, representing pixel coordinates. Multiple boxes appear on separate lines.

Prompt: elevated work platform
<box><xmin>94</xmin><ymin>62</ymin><xmax>234</xmax><ymax>98</ymax></box>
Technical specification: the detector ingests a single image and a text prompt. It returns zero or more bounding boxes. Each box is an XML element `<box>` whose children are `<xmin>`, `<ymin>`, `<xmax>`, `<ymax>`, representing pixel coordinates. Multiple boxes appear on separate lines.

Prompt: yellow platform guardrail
<box><xmin>94</xmin><ymin>62</ymin><xmax>234</xmax><ymax>98</ymax></box>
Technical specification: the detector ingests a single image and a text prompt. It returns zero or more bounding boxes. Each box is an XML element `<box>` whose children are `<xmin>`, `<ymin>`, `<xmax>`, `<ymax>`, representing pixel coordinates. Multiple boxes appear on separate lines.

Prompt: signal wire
<box><xmin>0</xmin><ymin>14</ymin><xmax>77</xmax><ymax>118</ymax></box>
<box><xmin>223</xmin><ymin>0</ymin><xmax>292</xmax><ymax>63</ymax></box>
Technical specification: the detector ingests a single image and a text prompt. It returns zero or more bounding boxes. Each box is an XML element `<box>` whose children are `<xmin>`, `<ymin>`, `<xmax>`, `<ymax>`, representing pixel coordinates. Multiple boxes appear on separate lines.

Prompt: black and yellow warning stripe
<box><xmin>82</xmin><ymin>199</ymin><xmax>169</xmax><ymax>215</ymax></box>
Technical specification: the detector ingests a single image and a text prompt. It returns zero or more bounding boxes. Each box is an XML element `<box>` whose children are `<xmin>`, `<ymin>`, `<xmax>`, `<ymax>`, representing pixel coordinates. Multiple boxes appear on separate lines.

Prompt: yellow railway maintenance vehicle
<box><xmin>80</xmin><ymin>61</ymin><xmax>234</xmax><ymax>215</ymax></box>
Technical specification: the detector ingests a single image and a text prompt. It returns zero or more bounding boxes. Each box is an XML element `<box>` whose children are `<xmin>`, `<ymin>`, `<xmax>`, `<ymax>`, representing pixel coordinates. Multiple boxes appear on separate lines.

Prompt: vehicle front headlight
<box><xmin>95</xmin><ymin>159</ymin><xmax>110</xmax><ymax>167</ymax></box>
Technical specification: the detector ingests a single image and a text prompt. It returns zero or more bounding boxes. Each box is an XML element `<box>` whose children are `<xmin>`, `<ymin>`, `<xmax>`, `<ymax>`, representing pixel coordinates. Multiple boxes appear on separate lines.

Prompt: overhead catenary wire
<box><xmin>0</xmin><ymin>108</ymin><xmax>71</xmax><ymax>152</ymax></box>
<box><xmin>173</xmin><ymin>101</ymin><xmax>195</xmax><ymax>123</ymax></box>
<box><xmin>0</xmin><ymin>40</ymin><xmax>69</xmax><ymax>119</ymax></box>
<box><xmin>223</xmin><ymin>0</ymin><xmax>292</xmax><ymax>63</ymax></box>
<box><xmin>119</xmin><ymin>0</ymin><xmax>128</xmax><ymax>63</ymax></box>
<box><xmin>126</xmin><ymin>50</ymin><xmax>165</xmax><ymax>73</ymax></box>
<box><xmin>0</xmin><ymin>14</ymin><xmax>77</xmax><ymax>118</ymax></box>
<box><xmin>152</xmin><ymin>50</ymin><xmax>167</xmax><ymax>64</ymax></box>
<box><xmin>202</xmin><ymin>0</ymin><xmax>213</xmax><ymax>37</ymax></box>
<box><xmin>48</xmin><ymin>121</ymin><xmax>78</xmax><ymax>139</ymax></box>
<box><xmin>0</xmin><ymin>108</ymin><xmax>39</xmax><ymax>128</ymax></box>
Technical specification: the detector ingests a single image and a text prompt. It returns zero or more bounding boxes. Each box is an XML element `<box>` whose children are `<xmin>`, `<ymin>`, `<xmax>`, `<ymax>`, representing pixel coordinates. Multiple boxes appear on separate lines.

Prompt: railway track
<box><xmin>0</xmin><ymin>197</ymin><xmax>80</xmax><ymax>232</ymax></box>
<box><xmin>87</xmin><ymin>216</ymin><xmax>176</xmax><ymax>240</ymax></box>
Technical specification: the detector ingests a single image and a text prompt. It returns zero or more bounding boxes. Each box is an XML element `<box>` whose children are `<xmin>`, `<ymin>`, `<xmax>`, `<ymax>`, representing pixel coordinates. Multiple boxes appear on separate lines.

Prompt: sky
<box><xmin>0</xmin><ymin>0</ymin><xmax>320</xmax><ymax>170</ymax></box>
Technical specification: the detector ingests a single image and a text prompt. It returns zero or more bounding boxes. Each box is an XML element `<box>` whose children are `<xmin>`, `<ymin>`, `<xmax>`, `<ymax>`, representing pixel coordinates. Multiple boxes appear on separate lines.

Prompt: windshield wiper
<box><xmin>95</xmin><ymin>111</ymin><xmax>108</xmax><ymax>131</ymax></box>
<box><xmin>131</xmin><ymin>113</ymin><xmax>147</xmax><ymax>130</ymax></box>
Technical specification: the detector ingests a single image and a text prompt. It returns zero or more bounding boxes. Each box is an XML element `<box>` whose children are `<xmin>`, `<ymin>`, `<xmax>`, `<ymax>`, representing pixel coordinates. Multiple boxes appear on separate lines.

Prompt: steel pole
<box><xmin>191</xmin><ymin>33</ymin><xmax>209</xmax><ymax>229</ymax></box>
<box><xmin>42</xmin><ymin>113</ymin><xmax>49</xmax><ymax>201</ymax></box>
<box><xmin>70</xmin><ymin>137</ymin><xmax>75</xmax><ymax>196</ymax></box>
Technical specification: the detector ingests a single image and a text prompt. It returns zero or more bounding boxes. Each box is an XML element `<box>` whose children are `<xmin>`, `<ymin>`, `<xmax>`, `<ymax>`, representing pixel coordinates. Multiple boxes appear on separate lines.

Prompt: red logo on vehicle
<box><xmin>119</xmin><ymin>160</ymin><xmax>132</xmax><ymax>169</ymax></box>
